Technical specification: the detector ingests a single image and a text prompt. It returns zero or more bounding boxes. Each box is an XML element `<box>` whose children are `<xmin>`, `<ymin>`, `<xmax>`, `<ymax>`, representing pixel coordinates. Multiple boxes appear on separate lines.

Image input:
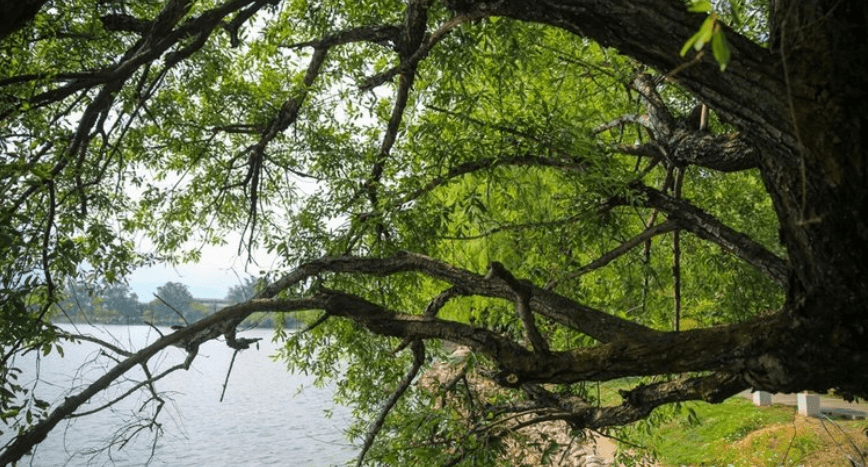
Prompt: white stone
<box><xmin>752</xmin><ymin>390</ymin><xmax>772</xmax><ymax>406</ymax></box>
<box><xmin>797</xmin><ymin>392</ymin><xmax>820</xmax><ymax>416</ymax></box>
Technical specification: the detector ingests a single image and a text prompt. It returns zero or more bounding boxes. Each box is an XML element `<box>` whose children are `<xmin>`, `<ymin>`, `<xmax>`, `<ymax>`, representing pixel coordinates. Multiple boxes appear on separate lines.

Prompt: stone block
<box><xmin>797</xmin><ymin>392</ymin><xmax>820</xmax><ymax>416</ymax></box>
<box><xmin>752</xmin><ymin>391</ymin><xmax>772</xmax><ymax>406</ymax></box>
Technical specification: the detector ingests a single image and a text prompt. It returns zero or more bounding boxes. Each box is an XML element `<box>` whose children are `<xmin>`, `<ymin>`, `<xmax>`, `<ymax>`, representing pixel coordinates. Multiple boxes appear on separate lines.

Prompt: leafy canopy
<box><xmin>0</xmin><ymin>0</ymin><xmax>800</xmax><ymax>465</ymax></box>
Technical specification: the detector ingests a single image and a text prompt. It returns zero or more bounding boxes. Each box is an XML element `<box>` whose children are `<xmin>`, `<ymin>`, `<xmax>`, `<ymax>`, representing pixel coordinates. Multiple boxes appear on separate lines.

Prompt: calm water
<box><xmin>2</xmin><ymin>324</ymin><xmax>357</xmax><ymax>466</ymax></box>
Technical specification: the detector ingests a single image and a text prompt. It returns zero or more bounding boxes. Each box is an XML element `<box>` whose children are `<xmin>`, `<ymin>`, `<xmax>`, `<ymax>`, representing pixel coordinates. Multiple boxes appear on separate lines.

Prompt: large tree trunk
<box><xmin>758</xmin><ymin>0</ymin><xmax>868</xmax><ymax>397</ymax></box>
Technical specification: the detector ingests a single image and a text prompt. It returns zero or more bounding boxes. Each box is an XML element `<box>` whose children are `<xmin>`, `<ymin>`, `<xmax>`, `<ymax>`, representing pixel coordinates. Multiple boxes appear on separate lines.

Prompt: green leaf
<box><xmin>680</xmin><ymin>15</ymin><xmax>716</xmax><ymax>57</ymax></box>
<box><xmin>687</xmin><ymin>0</ymin><xmax>712</xmax><ymax>13</ymax></box>
<box><xmin>711</xmin><ymin>27</ymin><xmax>731</xmax><ymax>71</ymax></box>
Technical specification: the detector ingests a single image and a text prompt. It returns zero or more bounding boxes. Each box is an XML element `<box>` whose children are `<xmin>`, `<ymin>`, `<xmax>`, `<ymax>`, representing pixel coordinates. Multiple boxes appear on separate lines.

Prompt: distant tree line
<box><xmin>54</xmin><ymin>276</ymin><xmax>295</xmax><ymax>328</ymax></box>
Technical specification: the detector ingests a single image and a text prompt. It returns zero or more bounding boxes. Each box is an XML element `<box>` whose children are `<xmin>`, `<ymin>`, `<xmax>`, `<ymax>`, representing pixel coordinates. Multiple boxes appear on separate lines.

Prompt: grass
<box><xmin>631</xmin><ymin>398</ymin><xmax>796</xmax><ymax>465</ymax></box>
<box><xmin>603</xmin><ymin>389</ymin><xmax>868</xmax><ymax>467</ymax></box>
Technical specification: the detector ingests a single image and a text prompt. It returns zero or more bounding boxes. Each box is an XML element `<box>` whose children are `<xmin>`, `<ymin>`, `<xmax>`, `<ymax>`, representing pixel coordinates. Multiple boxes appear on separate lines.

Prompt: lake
<box><xmin>1</xmin><ymin>324</ymin><xmax>358</xmax><ymax>466</ymax></box>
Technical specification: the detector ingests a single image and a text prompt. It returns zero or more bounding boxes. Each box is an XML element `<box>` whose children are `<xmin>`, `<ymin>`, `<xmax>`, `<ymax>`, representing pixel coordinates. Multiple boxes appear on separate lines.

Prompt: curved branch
<box><xmin>466</xmin><ymin>0</ymin><xmax>793</xmax><ymax>151</ymax></box>
<box><xmin>309</xmin><ymin>288</ymin><xmax>788</xmax><ymax>387</ymax></box>
<box><xmin>239</xmin><ymin>45</ymin><xmax>329</xmax><ymax>250</ymax></box>
<box><xmin>282</xmin><ymin>24</ymin><xmax>401</xmax><ymax>50</ymax></box>
<box><xmin>636</xmin><ymin>184</ymin><xmax>789</xmax><ymax>286</ymax></box>
<box><xmin>69</xmin><ymin>359</ymin><xmax>192</xmax><ymax>419</ymax></box>
<box><xmin>495</xmin><ymin>372</ymin><xmax>745</xmax><ymax>431</ymax></box>
<box><xmin>262</xmin><ymin>252</ymin><xmax>661</xmax><ymax>343</ymax></box>
<box><xmin>55</xmin><ymin>331</ymin><xmax>134</xmax><ymax>358</ymax></box>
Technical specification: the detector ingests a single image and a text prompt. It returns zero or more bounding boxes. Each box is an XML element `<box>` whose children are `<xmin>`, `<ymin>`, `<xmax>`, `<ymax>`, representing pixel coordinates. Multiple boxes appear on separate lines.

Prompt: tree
<box><xmin>56</xmin><ymin>280</ymin><xmax>96</xmax><ymax>320</ymax></box>
<box><xmin>100</xmin><ymin>282</ymin><xmax>142</xmax><ymax>323</ymax></box>
<box><xmin>1</xmin><ymin>0</ymin><xmax>866</xmax><ymax>465</ymax></box>
<box><xmin>57</xmin><ymin>280</ymin><xmax>142</xmax><ymax>323</ymax></box>
<box><xmin>225</xmin><ymin>276</ymin><xmax>258</xmax><ymax>305</ymax></box>
<box><xmin>149</xmin><ymin>281</ymin><xmax>197</xmax><ymax>325</ymax></box>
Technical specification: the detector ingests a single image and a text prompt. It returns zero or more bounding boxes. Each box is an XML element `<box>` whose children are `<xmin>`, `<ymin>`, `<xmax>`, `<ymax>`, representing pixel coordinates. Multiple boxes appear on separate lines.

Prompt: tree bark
<box><xmin>0</xmin><ymin>0</ymin><xmax>48</xmax><ymax>40</ymax></box>
<box><xmin>451</xmin><ymin>0</ymin><xmax>868</xmax><ymax>400</ymax></box>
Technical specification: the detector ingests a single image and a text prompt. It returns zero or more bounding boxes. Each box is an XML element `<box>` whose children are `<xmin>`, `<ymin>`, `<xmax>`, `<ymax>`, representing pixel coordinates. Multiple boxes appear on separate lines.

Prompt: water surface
<box><xmin>2</xmin><ymin>324</ymin><xmax>356</xmax><ymax>466</ymax></box>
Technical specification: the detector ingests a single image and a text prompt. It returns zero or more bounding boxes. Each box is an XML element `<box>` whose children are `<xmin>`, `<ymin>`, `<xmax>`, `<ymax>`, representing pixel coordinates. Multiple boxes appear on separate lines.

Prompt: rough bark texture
<box><xmin>0</xmin><ymin>0</ymin><xmax>48</xmax><ymax>40</ymax></box>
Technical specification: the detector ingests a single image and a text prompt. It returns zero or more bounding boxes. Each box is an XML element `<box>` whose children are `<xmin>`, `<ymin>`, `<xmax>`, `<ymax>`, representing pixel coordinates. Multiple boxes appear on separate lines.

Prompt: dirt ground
<box><xmin>729</xmin><ymin>414</ymin><xmax>868</xmax><ymax>467</ymax></box>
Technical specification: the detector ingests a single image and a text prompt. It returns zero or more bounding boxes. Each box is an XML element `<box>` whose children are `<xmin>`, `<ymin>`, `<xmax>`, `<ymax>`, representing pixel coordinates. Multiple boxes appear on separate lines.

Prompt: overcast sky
<box><xmin>126</xmin><ymin>240</ymin><xmax>271</xmax><ymax>300</ymax></box>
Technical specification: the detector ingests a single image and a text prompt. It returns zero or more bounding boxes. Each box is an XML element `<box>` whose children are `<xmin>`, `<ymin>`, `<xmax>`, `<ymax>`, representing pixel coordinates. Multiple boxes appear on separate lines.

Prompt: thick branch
<box><xmin>463</xmin><ymin>0</ymin><xmax>793</xmax><ymax>152</ymax></box>
<box><xmin>613</xmin><ymin>74</ymin><xmax>760</xmax><ymax>171</ymax></box>
<box><xmin>283</xmin><ymin>24</ymin><xmax>401</xmax><ymax>50</ymax></box>
<box><xmin>262</xmin><ymin>251</ymin><xmax>661</xmax><ymax>343</ymax></box>
<box><xmin>665</xmin><ymin>129</ymin><xmax>760</xmax><ymax>172</ymax></box>
<box><xmin>300</xmin><ymin>289</ymin><xmax>787</xmax><ymax>391</ymax></box>
<box><xmin>485</xmin><ymin>262</ymin><xmax>549</xmax><ymax>354</ymax></box>
<box><xmin>632</xmin><ymin>73</ymin><xmax>675</xmax><ymax>140</ymax></box>
<box><xmin>503</xmin><ymin>372</ymin><xmax>745</xmax><ymax>430</ymax></box>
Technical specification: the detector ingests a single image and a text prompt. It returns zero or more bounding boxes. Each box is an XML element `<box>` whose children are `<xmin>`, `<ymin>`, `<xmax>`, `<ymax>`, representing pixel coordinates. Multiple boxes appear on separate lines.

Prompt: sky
<box><xmin>126</xmin><ymin>240</ymin><xmax>274</xmax><ymax>300</ymax></box>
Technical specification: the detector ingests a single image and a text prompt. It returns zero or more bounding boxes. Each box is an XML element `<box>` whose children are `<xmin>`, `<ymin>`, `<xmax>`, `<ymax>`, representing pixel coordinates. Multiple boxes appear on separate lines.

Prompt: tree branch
<box><xmin>545</xmin><ymin>219</ymin><xmax>679</xmax><ymax>290</ymax></box>
<box><xmin>606</xmin><ymin>74</ymin><xmax>760</xmax><ymax>171</ymax></box>
<box><xmin>390</xmin><ymin>153</ymin><xmax>586</xmax><ymax>213</ymax></box>
<box><xmin>0</xmin><ymin>297</ymin><xmax>288</xmax><ymax>466</ymax></box>
<box><xmin>493</xmin><ymin>372</ymin><xmax>745</xmax><ymax>431</ymax></box>
<box><xmin>262</xmin><ymin>252</ymin><xmax>661</xmax><ymax>344</ymax></box>
<box><xmin>631</xmin><ymin>73</ymin><xmax>676</xmax><ymax>140</ymax></box>
<box><xmin>486</xmin><ymin>262</ymin><xmax>549</xmax><ymax>354</ymax></box>
<box><xmin>465</xmin><ymin>0</ymin><xmax>793</xmax><ymax>152</ymax></box>
<box><xmin>635</xmin><ymin>184</ymin><xmax>789</xmax><ymax>286</ymax></box>
<box><xmin>665</xmin><ymin>129</ymin><xmax>760</xmax><ymax>172</ymax></box>
<box><xmin>309</xmin><ymin>287</ymin><xmax>789</xmax><ymax>388</ymax></box>
<box><xmin>356</xmin><ymin>340</ymin><xmax>425</xmax><ymax>467</ymax></box>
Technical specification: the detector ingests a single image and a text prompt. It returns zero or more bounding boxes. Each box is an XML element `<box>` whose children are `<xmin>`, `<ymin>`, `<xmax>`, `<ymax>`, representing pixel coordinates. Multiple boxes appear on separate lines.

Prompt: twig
<box><xmin>672</xmin><ymin>167</ymin><xmax>685</xmax><ymax>332</ymax></box>
<box><xmin>152</xmin><ymin>293</ymin><xmax>189</xmax><ymax>326</ymax></box>
<box><xmin>69</xmin><ymin>360</ymin><xmax>191</xmax><ymax>418</ymax></box>
<box><xmin>546</xmin><ymin>220</ymin><xmax>679</xmax><ymax>291</ymax></box>
<box><xmin>297</xmin><ymin>312</ymin><xmax>332</xmax><ymax>335</ymax></box>
<box><xmin>220</xmin><ymin>349</ymin><xmax>240</xmax><ymax>402</ymax></box>
<box><xmin>356</xmin><ymin>340</ymin><xmax>425</xmax><ymax>467</ymax></box>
